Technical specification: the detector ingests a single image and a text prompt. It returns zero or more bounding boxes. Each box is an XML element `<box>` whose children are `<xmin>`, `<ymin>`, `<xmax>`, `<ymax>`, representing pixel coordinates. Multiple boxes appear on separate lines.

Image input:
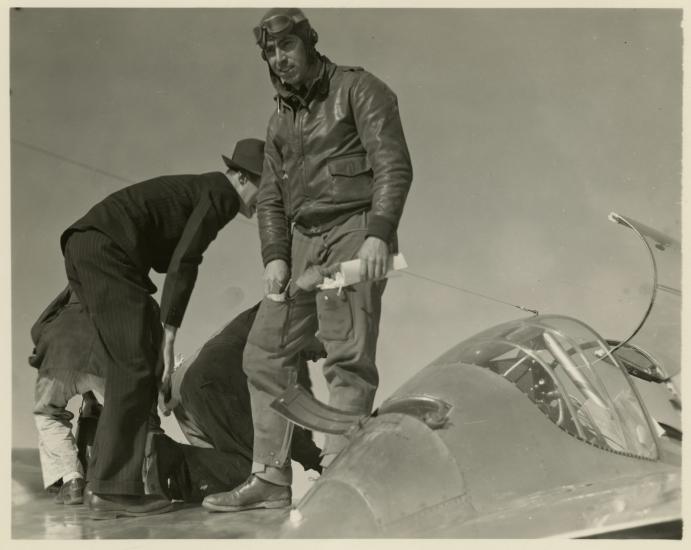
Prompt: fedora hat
<box><xmin>222</xmin><ymin>138</ymin><xmax>265</xmax><ymax>177</ymax></box>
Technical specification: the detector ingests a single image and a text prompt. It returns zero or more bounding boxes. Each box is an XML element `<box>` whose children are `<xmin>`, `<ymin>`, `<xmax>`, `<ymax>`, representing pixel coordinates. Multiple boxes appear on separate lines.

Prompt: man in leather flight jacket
<box><xmin>203</xmin><ymin>8</ymin><xmax>413</xmax><ymax>512</ymax></box>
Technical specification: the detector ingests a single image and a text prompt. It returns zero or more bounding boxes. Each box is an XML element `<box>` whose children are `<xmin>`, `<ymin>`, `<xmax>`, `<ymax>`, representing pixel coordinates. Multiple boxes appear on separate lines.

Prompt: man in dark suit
<box><xmin>60</xmin><ymin>138</ymin><xmax>264</xmax><ymax>519</ymax></box>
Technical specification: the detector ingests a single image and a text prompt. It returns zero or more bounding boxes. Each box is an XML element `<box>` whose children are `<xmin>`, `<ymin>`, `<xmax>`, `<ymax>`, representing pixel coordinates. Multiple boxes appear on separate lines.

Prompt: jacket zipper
<box><xmin>297</xmin><ymin>108</ymin><xmax>308</xmax><ymax>201</ymax></box>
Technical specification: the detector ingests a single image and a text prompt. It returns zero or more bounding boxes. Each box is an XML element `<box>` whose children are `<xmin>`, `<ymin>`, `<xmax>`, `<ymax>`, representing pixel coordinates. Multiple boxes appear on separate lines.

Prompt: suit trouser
<box><xmin>244</xmin><ymin>212</ymin><xmax>386</xmax><ymax>474</ymax></box>
<box><xmin>63</xmin><ymin>230</ymin><xmax>159</xmax><ymax>495</ymax></box>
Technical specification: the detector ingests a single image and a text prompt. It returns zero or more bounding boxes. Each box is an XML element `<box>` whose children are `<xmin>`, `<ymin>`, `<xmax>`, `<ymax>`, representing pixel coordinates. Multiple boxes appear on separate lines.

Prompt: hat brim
<box><xmin>222</xmin><ymin>155</ymin><xmax>262</xmax><ymax>178</ymax></box>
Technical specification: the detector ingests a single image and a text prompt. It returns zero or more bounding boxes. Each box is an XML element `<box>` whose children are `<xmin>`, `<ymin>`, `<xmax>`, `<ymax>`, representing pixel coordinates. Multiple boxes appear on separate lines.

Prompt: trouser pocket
<box><xmin>247</xmin><ymin>296</ymin><xmax>293</xmax><ymax>352</ymax></box>
<box><xmin>316</xmin><ymin>288</ymin><xmax>353</xmax><ymax>341</ymax></box>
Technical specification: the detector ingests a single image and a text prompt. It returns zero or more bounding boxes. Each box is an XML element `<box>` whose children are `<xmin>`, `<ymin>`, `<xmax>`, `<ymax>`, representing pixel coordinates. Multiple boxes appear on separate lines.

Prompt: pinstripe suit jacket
<box><xmin>60</xmin><ymin>172</ymin><xmax>240</xmax><ymax>327</ymax></box>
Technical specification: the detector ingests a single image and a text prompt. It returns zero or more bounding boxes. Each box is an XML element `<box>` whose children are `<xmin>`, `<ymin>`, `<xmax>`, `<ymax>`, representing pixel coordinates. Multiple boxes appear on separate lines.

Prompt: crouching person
<box><xmin>30</xmin><ymin>285</ymin><xmax>161</xmax><ymax>506</ymax></box>
<box><xmin>147</xmin><ymin>303</ymin><xmax>324</xmax><ymax>503</ymax></box>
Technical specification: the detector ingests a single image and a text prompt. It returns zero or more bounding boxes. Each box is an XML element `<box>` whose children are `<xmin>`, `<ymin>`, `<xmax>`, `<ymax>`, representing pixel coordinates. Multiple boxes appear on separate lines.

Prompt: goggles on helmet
<box><xmin>253</xmin><ymin>12</ymin><xmax>308</xmax><ymax>49</ymax></box>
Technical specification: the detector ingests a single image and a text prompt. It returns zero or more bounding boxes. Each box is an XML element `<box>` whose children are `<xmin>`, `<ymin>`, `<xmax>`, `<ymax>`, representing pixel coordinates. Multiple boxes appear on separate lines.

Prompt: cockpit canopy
<box><xmin>435</xmin><ymin>315</ymin><xmax>659</xmax><ymax>460</ymax></box>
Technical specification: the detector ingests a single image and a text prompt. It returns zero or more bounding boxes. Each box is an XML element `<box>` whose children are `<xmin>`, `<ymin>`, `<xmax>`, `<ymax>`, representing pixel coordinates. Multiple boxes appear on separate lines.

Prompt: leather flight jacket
<box><xmin>257</xmin><ymin>57</ymin><xmax>413</xmax><ymax>266</ymax></box>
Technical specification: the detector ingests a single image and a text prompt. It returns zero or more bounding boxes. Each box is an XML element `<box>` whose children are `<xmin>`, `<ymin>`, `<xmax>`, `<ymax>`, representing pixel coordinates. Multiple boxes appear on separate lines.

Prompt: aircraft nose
<box><xmin>281</xmin><ymin>482</ymin><xmax>379</xmax><ymax>538</ymax></box>
<box><xmin>279</xmin><ymin>411</ymin><xmax>473</xmax><ymax>538</ymax></box>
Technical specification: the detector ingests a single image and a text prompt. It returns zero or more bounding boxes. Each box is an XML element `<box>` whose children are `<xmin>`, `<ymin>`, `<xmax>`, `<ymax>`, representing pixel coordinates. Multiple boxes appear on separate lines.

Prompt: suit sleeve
<box><xmin>350</xmin><ymin>72</ymin><xmax>413</xmax><ymax>243</ymax></box>
<box><xmin>160</xmin><ymin>191</ymin><xmax>230</xmax><ymax>327</ymax></box>
<box><xmin>257</xmin><ymin>117</ymin><xmax>291</xmax><ymax>266</ymax></box>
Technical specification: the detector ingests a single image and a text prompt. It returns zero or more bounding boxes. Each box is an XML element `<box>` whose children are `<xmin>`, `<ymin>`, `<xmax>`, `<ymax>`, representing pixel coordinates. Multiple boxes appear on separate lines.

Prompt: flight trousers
<box><xmin>244</xmin><ymin>212</ymin><xmax>387</xmax><ymax>477</ymax></box>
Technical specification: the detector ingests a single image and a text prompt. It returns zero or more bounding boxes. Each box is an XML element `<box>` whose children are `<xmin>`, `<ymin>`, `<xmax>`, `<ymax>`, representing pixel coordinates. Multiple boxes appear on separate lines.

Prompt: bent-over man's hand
<box><xmin>357</xmin><ymin>237</ymin><xmax>389</xmax><ymax>281</ymax></box>
<box><xmin>157</xmin><ymin>324</ymin><xmax>177</xmax><ymax>416</ymax></box>
<box><xmin>264</xmin><ymin>258</ymin><xmax>290</xmax><ymax>295</ymax></box>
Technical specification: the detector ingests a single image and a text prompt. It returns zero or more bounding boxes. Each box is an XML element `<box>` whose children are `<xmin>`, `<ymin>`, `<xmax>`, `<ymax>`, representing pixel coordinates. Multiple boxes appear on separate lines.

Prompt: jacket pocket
<box><xmin>316</xmin><ymin>288</ymin><xmax>353</xmax><ymax>341</ymax></box>
<box><xmin>327</xmin><ymin>155</ymin><xmax>373</xmax><ymax>203</ymax></box>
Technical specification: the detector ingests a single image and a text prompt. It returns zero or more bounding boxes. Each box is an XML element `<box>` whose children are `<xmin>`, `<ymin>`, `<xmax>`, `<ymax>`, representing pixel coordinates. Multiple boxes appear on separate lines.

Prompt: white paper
<box><xmin>318</xmin><ymin>253</ymin><xmax>408</xmax><ymax>290</ymax></box>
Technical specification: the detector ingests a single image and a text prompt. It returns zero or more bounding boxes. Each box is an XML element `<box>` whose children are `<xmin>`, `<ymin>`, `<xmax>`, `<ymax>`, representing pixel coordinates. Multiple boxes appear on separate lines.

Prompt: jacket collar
<box><xmin>270</xmin><ymin>55</ymin><xmax>335</xmax><ymax>110</ymax></box>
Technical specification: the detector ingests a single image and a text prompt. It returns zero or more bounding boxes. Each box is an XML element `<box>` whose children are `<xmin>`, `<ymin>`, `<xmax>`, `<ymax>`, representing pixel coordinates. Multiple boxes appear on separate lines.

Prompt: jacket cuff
<box><xmin>162</xmin><ymin>312</ymin><xmax>182</xmax><ymax>329</ymax></box>
<box><xmin>366</xmin><ymin>214</ymin><xmax>396</xmax><ymax>243</ymax></box>
<box><xmin>262</xmin><ymin>245</ymin><xmax>291</xmax><ymax>267</ymax></box>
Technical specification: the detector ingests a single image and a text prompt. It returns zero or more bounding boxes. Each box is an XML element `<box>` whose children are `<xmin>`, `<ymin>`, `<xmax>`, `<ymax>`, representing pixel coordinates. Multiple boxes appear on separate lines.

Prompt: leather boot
<box><xmin>54</xmin><ymin>478</ymin><xmax>86</xmax><ymax>505</ymax></box>
<box><xmin>202</xmin><ymin>474</ymin><xmax>291</xmax><ymax>512</ymax></box>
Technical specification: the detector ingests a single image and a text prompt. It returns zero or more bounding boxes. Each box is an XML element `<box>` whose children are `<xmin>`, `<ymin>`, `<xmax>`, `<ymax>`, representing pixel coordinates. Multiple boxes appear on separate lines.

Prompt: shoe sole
<box><xmin>89</xmin><ymin>502</ymin><xmax>174</xmax><ymax>520</ymax></box>
<box><xmin>202</xmin><ymin>499</ymin><xmax>291</xmax><ymax>513</ymax></box>
<box><xmin>58</xmin><ymin>497</ymin><xmax>84</xmax><ymax>505</ymax></box>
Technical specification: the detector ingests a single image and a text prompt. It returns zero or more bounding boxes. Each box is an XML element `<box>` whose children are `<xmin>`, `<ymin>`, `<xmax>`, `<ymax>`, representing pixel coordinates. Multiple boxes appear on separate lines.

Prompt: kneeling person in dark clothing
<box><xmin>146</xmin><ymin>303</ymin><xmax>323</xmax><ymax>502</ymax></box>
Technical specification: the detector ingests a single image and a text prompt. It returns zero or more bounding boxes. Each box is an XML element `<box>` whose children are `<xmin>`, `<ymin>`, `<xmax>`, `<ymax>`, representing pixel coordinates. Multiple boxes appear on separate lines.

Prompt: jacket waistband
<box><xmin>293</xmin><ymin>206</ymin><xmax>369</xmax><ymax>236</ymax></box>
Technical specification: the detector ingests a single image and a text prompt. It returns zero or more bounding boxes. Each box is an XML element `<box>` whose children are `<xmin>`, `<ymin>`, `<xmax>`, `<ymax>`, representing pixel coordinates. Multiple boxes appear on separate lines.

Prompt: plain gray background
<box><xmin>10</xmin><ymin>8</ymin><xmax>682</xmax><ymax>496</ymax></box>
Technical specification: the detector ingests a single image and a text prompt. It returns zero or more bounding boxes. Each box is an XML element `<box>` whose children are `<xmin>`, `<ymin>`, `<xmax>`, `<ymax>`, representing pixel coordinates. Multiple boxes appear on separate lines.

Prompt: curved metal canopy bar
<box><xmin>607</xmin><ymin>211</ymin><xmax>681</xmax><ymax>357</ymax></box>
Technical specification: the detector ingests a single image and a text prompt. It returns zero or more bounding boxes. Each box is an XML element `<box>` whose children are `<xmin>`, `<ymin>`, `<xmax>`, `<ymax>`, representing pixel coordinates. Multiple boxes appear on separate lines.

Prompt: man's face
<box><xmin>227</xmin><ymin>170</ymin><xmax>260</xmax><ymax>218</ymax></box>
<box><xmin>264</xmin><ymin>34</ymin><xmax>311</xmax><ymax>88</ymax></box>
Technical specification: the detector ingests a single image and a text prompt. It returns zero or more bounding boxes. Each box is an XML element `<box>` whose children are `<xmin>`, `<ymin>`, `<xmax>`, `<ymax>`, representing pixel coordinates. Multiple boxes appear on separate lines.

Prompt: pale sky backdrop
<box><xmin>9</xmin><ymin>7</ymin><xmax>682</xmax><ymax>494</ymax></box>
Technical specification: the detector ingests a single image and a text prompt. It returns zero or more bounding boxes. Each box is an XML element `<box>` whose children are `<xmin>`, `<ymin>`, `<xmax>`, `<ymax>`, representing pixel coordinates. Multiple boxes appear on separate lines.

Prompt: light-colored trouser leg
<box><xmin>33</xmin><ymin>369</ymin><xmax>105</xmax><ymax>489</ymax></box>
<box><xmin>310</xmin><ymin>213</ymin><xmax>385</xmax><ymax>457</ymax></box>
<box><xmin>318</xmin><ymin>276</ymin><xmax>385</xmax><ymax>458</ymax></box>
<box><xmin>244</xmin><ymin>290</ymin><xmax>319</xmax><ymax>486</ymax></box>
